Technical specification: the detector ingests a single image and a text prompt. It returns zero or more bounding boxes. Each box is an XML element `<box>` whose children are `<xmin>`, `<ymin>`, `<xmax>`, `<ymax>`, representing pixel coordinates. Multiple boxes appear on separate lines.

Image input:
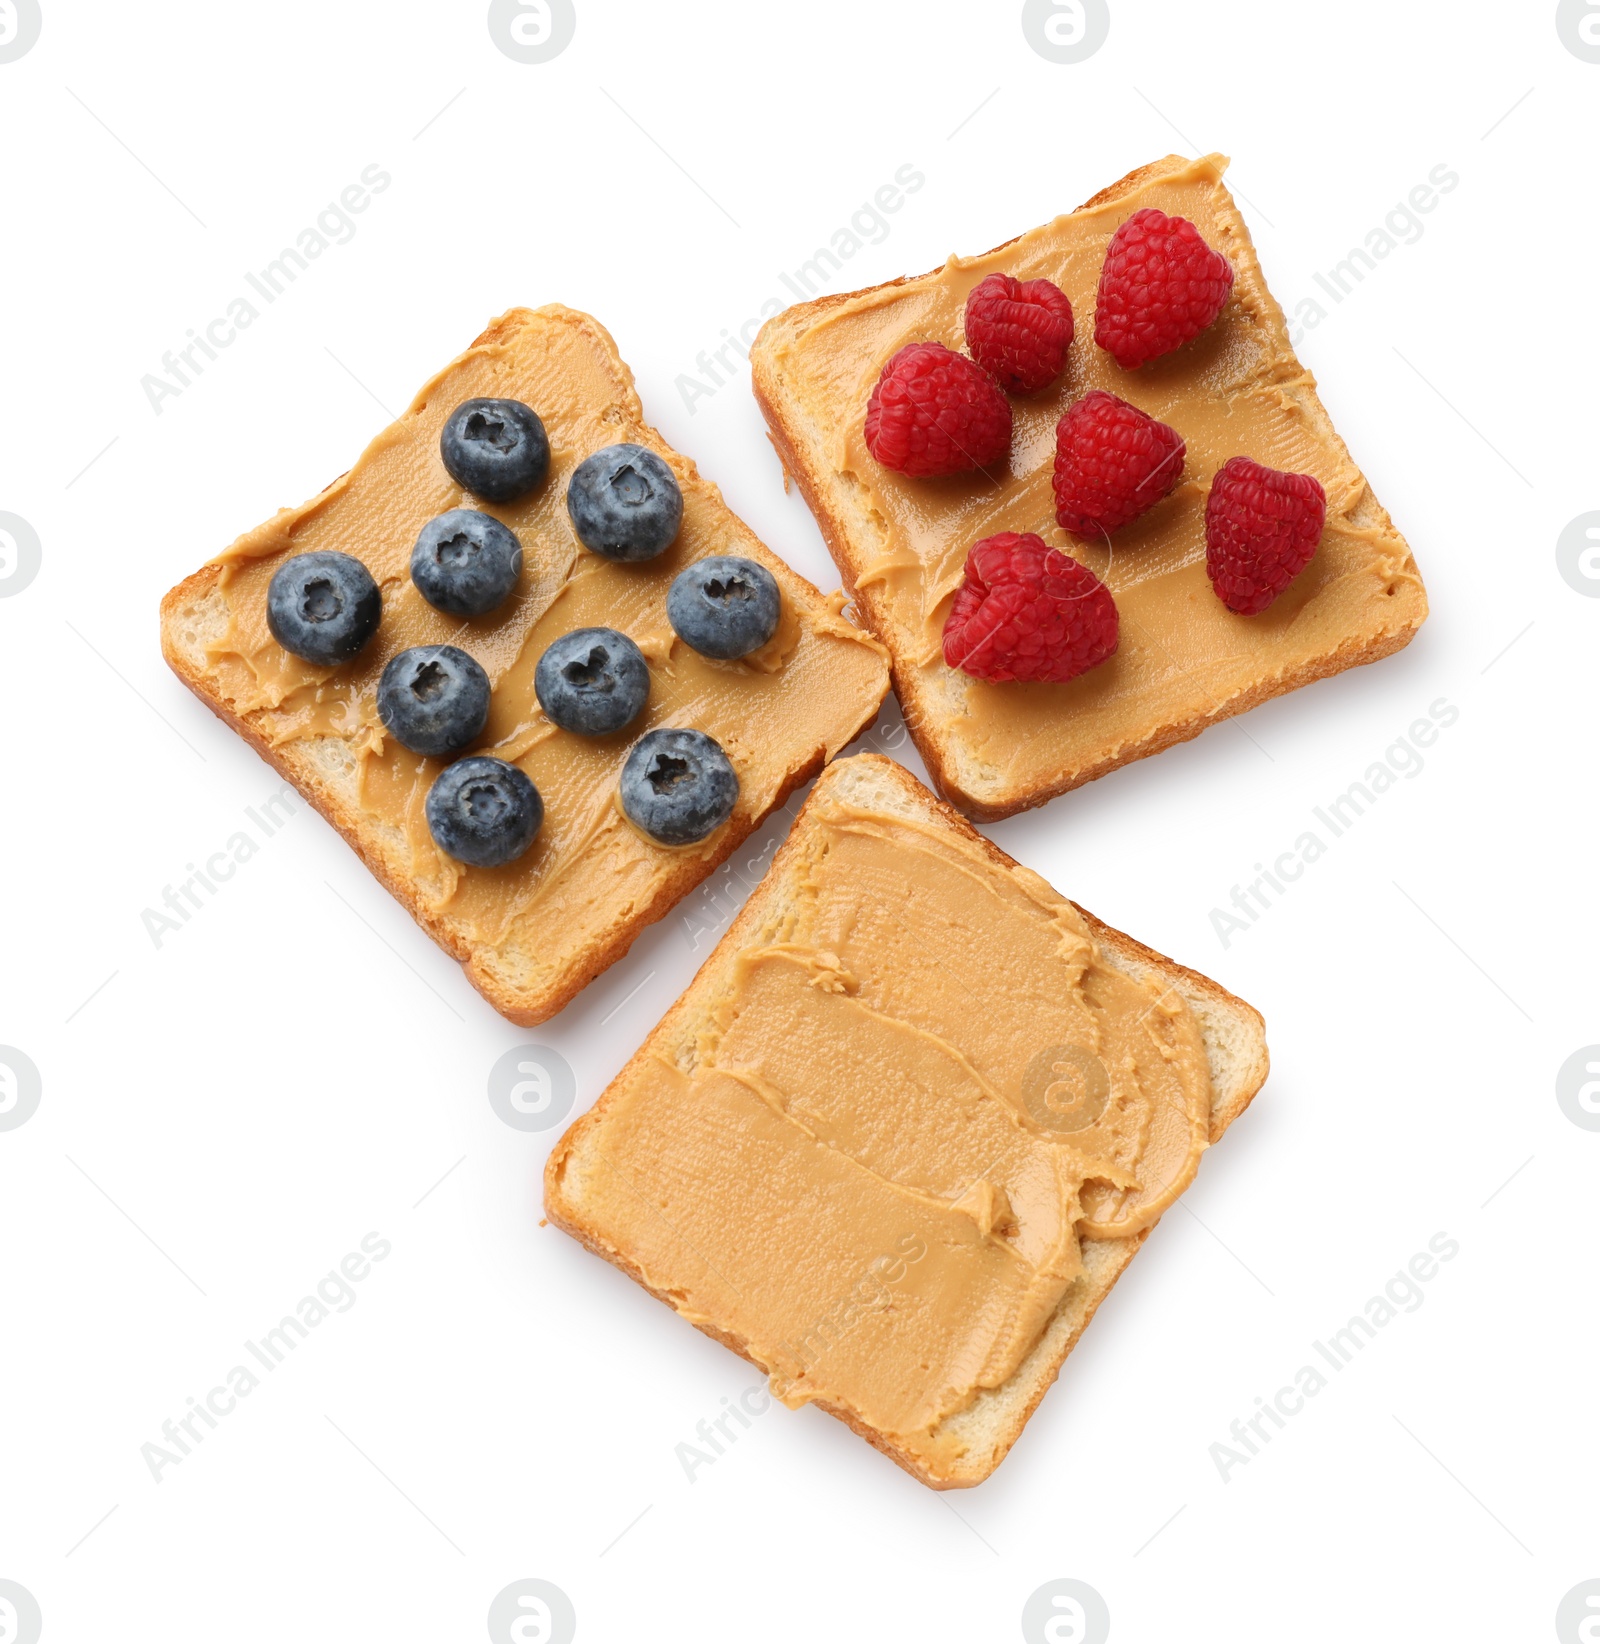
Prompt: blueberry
<box><xmin>667</xmin><ymin>555</ymin><xmax>782</xmax><ymax>660</ymax></box>
<box><xmin>425</xmin><ymin>756</ymin><xmax>543</xmax><ymax>868</ymax></box>
<box><xmin>377</xmin><ymin>645</ymin><xmax>491</xmax><ymax>759</ymax></box>
<box><xmin>566</xmin><ymin>443</ymin><xmax>683</xmax><ymax>562</ymax></box>
<box><xmin>266</xmin><ymin>551</ymin><xmax>381</xmax><ymax>666</ymax></box>
<box><xmin>535</xmin><ymin>627</ymin><xmax>650</xmax><ymax>736</ymax></box>
<box><xmin>619</xmin><ymin>728</ymin><xmax>738</xmax><ymax>846</ymax></box>
<box><xmin>411</xmin><ymin>509</ymin><xmax>523</xmax><ymax>618</ymax></box>
<box><xmin>440</xmin><ymin>398</ymin><xmax>550</xmax><ymax>503</ymax></box>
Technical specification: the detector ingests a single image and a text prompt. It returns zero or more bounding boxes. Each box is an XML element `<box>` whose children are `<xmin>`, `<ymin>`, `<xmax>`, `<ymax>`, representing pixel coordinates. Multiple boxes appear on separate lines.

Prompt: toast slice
<box><xmin>545</xmin><ymin>753</ymin><xmax>1268</xmax><ymax>1488</ymax></box>
<box><xmin>161</xmin><ymin>306</ymin><xmax>888</xmax><ymax>1024</ymax></box>
<box><xmin>751</xmin><ymin>154</ymin><xmax>1428</xmax><ymax>821</ymax></box>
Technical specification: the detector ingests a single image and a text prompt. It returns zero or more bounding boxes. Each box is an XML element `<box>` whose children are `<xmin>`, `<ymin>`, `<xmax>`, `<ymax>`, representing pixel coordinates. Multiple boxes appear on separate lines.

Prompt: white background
<box><xmin>2</xmin><ymin>2</ymin><xmax>1596</xmax><ymax>1640</ymax></box>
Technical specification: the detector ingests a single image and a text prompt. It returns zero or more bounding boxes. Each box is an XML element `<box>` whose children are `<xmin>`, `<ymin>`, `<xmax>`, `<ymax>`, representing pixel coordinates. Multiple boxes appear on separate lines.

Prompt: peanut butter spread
<box><xmin>571</xmin><ymin>793</ymin><xmax>1213</xmax><ymax>1449</ymax></box>
<box><xmin>189</xmin><ymin>307</ymin><xmax>887</xmax><ymax>1008</ymax></box>
<box><xmin>767</xmin><ymin>154</ymin><xmax>1427</xmax><ymax>799</ymax></box>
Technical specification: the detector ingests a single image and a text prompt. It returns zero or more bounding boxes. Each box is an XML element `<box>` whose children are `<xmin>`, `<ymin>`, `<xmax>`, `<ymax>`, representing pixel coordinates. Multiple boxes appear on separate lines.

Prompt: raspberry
<box><xmin>1052</xmin><ymin>390</ymin><xmax>1186</xmax><ymax>538</ymax></box>
<box><xmin>943</xmin><ymin>532</ymin><xmax>1118</xmax><ymax>684</ymax></box>
<box><xmin>1094</xmin><ymin>208</ymin><xmax>1235</xmax><ymax>369</ymax></box>
<box><xmin>1205</xmin><ymin>456</ymin><xmax>1326</xmax><ymax>615</ymax></box>
<box><xmin>864</xmin><ymin>342</ymin><xmax>1012</xmax><ymax>477</ymax></box>
<box><xmin>963</xmin><ymin>272</ymin><xmax>1075</xmax><ymax>394</ymax></box>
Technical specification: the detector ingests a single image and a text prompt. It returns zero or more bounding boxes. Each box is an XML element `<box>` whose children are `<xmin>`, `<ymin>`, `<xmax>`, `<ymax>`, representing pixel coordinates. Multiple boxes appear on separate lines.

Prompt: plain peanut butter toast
<box><xmin>545</xmin><ymin>753</ymin><xmax>1269</xmax><ymax>1488</ymax></box>
<box><xmin>161</xmin><ymin>306</ymin><xmax>889</xmax><ymax>1025</ymax></box>
<box><xmin>751</xmin><ymin>154</ymin><xmax>1428</xmax><ymax>821</ymax></box>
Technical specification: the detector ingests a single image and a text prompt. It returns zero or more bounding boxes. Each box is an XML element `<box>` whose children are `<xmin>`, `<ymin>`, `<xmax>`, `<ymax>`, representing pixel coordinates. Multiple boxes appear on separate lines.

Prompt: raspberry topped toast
<box><xmin>751</xmin><ymin>154</ymin><xmax>1428</xmax><ymax>821</ymax></box>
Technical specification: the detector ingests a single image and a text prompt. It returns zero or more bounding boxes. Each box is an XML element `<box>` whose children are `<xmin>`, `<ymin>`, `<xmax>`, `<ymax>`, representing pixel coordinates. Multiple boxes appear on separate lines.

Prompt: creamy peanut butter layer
<box><xmin>758</xmin><ymin>154</ymin><xmax>1428</xmax><ymax>814</ymax></box>
<box><xmin>563</xmin><ymin>795</ymin><xmax>1213</xmax><ymax>1449</ymax></box>
<box><xmin>173</xmin><ymin>307</ymin><xmax>888</xmax><ymax>1017</ymax></box>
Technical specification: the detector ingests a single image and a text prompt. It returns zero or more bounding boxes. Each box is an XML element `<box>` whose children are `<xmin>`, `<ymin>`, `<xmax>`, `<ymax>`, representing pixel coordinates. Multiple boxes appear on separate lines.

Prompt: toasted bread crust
<box><xmin>545</xmin><ymin>753</ymin><xmax>1269</xmax><ymax>1486</ymax></box>
<box><xmin>160</xmin><ymin>307</ymin><xmax>887</xmax><ymax>1024</ymax></box>
<box><xmin>751</xmin><ymin>157</ymin><xmax>1427</xmax><ymax>822</ymax></box>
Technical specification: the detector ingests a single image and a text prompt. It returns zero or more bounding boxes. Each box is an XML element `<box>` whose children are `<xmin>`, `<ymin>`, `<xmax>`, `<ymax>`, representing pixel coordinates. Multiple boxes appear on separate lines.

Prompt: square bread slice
<box><xmin>161</xmin><ymin>306</ymin><xmax>889</xmax><ymax>1024</ymax></box>
<box><xmin>751</xmin><ymin>153</ymin><xmax>1429</xmax><ymax>821</ymax></box>
<box><xmin>545</xmin><ymin>753</ymin><xmax>1268</xmax><ymax>1488</ymax></box>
